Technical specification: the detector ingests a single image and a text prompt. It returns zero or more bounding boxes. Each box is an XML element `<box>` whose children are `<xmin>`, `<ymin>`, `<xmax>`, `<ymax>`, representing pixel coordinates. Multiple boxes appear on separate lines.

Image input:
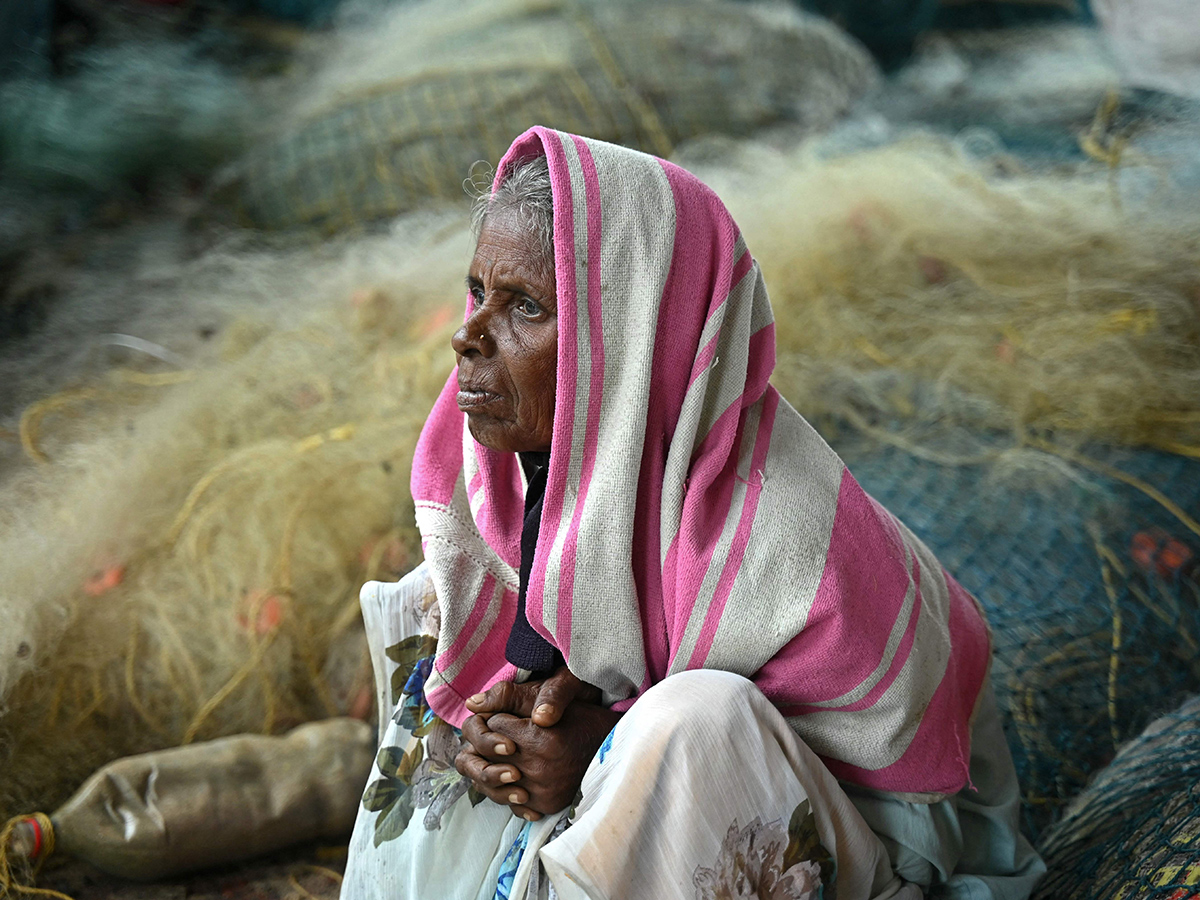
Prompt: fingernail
<box><xmin>523</xmin><ymin>812</ymin><xmax>536</xmax><ymax>821</ymax></box>
<box><xmin>508</xmin><ymin>792</ymin><xmax>521</xmax><ymax>804</ymax></box>
<box><xmin>494</xmin><ymin>744</ymin><xmax>511</xmax><ymax>755</ymax></box>
<box><xmin>468</xmin><ymin>693</ymin><xmax>485</xmax><ymax>705</ymax></box>
<box><xmin>534</xmin><ymin>704</ymin><xmax>553</xmax><ymax>718</ymax></box>
<box><xmin>500</xmin><ymin>771</ymin><xmax>516</xmax><ymax>783</ymax></box>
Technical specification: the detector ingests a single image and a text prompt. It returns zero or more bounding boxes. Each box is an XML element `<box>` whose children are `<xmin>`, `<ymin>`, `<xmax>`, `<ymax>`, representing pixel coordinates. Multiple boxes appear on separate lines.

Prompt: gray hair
<box><xmin>469</xmin><ymin>155</ymin><xmax>554</xmax><ymax>262</ymax></box>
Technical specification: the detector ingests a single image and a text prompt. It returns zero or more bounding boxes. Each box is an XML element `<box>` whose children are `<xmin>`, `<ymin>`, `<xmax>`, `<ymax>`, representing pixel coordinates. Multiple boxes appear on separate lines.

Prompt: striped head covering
<box><xmin>411</xmin><ymin>127</ymin><xmax>991</xmax><ymax>797</ymax></box>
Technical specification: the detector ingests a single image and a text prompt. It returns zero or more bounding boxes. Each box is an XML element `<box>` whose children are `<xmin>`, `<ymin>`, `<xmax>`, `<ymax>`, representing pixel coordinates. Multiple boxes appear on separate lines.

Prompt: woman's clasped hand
<box><xmin>455</xmin><ymin>668</ymin><xmax>622</xmax><ymax>821</ymax></box>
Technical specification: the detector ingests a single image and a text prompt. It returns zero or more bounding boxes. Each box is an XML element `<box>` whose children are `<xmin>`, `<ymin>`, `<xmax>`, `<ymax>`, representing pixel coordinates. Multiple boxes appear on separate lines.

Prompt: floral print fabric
<box><xmin>693</xmin><ymin>801</ymin><xmax>835</xmax><ymax>900</ymax></box>
<box><xmin>359</xmin><ymin>634</ymin><xmax>487</xmax><ymax>845</ymax></box>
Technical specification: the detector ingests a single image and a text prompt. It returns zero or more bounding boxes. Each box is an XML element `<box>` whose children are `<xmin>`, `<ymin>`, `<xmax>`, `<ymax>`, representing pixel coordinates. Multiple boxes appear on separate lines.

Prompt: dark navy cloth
<box><xmin>505</xmin><ymin>452</ymin><xmax>565</xmax><ymax>677</ymax></box>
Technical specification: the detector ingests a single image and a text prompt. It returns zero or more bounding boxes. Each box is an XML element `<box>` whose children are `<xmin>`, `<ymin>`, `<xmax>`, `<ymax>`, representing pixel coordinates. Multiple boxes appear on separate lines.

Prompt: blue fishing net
<box><xmin>835</xmin><ymin>433</ymin><xmax>1200</xmax><ymax>840</ymax></box>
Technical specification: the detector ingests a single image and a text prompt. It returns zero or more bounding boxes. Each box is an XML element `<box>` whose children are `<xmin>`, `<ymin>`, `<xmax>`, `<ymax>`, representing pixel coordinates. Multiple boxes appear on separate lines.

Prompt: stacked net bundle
<box><xmin>216</xmin><ymin>0</ymin><xmax>877</xmax><ymax>232</ymax></box>
<box><xmin>0</xmin><ymin>38</ymin><xmax>256</xmax><ymax>197</ymax></box>
<box><xmin>1033</xmin><ymin>694</ymin><xmax>1200</xmax><ymax>898</ymax></box>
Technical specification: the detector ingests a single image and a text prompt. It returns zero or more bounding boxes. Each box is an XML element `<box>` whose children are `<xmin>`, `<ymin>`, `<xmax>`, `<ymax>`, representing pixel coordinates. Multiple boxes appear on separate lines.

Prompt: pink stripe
<box><xmin>436</xmin><ymin>574</ymin><xmax>497</xmax><ymax>673</ymax></box>
<box><xmin>467</xmin><ymin>471</ymin><xmax>483</xmax><ymax>501</ymax></box>
<box><xmin>473</xmin><ymin>448</ymin><xmax>524</xmax><ymax>568</ymax></box>
<box><xmin>684</xmin><ymin>251</ymin><xmax>754</xmax><ymax>389</ymax></box>
<box><xmin>778</xmin><ymin>557</ymin><xmax>923</xmax><ymax>716</ymax></box>
<box><xmin>526</xmin><ymin>131</ymin><xmax>580</xmax><ymax>636</ymax></box>
<box><xmin>821</xmin><ymin>575</ymin><xmax>990</xmax><ymax>794</ymax></box>
<box><xmin>552</xmin><ymin>137</ymin><xmax>606</xmax><ymax>655</ymax></box>
<box><xmin>689</xmin><ymin>331</ymin><xmax>721</xmax><ymax>390</ymax></box>
<box><xmin>640</xmin><ymin>161</ymin><xmax>744</xmax><ymax>674</ymax></box>
<box><xmin>667</xmin><ymin>400</ymin><xmax>742</xmax><ymax>649</ymax></box>
<box><xmin>685</xmin><ymin>389</ymin><xmax>780</xmax><ymax>668</ymax></box>
<box><xmin>663</xmin><ymin>322</ymin><xmax>781</xmax><ymax>654</ymax></box>
<box><xmin>745</xmin><ymin>322</ymin><xmax>775</xmax><ymax>409</ymax></box>
<box><xmin>728</xmin><ymin>248</ymin><xmax>753</xmax><ymax>297</ymax></box>
<box><xmin>754</xmin><ymin>470</ymin><xmax>914</xmax><ymax>702</ymax></box>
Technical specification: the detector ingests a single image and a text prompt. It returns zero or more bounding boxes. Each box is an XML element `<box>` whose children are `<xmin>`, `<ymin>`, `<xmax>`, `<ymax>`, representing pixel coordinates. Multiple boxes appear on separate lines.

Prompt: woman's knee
<box><xmin>623</xmin><ymin>669</ymin><xmax>763</xmax><ymax>735</ymax></box>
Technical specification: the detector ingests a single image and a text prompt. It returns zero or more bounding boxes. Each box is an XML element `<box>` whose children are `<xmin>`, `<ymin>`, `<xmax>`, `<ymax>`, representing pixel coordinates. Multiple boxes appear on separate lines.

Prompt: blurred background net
<box><xmin>215</xmin><ymin>0</ymin><xmax>876</xmax><ymax>232</ymax></box>
<box><xmin>1</xmin><ymin>0</ymin><xmax>1199</xmax><ymax>895</ymax></box>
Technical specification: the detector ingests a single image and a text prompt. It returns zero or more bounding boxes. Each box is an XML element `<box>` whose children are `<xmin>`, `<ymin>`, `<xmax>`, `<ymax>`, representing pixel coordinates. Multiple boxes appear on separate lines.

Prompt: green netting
<box><xmin>834</xmin><ymin>433</ymin><xmax>1200</xmax><ymax>840</ymax></box>
<box><xmin>218</xmin><ymin>0</ymin><xmax>876</xmax><ymax>232</ymax></box>
<box><xmin>1034</xmin><ymin>694</ymin><xmax>1200</xmax><ymax>898</ymax></box>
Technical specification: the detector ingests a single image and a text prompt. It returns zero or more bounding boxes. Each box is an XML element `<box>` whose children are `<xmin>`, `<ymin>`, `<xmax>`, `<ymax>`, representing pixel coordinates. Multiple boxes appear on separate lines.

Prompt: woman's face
<box><xmin>453</xmin><ymin>205</ymin><xmax>558</xmax><ymax>454</ymax></box>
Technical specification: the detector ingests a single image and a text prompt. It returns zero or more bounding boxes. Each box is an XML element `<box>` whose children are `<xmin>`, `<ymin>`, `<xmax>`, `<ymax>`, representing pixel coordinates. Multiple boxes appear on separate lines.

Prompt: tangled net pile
<box><xmin>2</xmin><ymin>121</ymin><xmax>1199</xmax><ymax>869</ymax></box>
<box><xmin>0</xmin><ymin>217</ymin><xmax>471</xmax><ymax>820</ymax></box>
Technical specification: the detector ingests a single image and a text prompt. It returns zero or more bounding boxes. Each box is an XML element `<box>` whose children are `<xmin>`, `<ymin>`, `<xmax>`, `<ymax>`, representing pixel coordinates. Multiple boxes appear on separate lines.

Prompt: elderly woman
<box><xmin>341</xmin><ymin>127</ymin><xmax>1044</xmax><ymax>900</ymax></box>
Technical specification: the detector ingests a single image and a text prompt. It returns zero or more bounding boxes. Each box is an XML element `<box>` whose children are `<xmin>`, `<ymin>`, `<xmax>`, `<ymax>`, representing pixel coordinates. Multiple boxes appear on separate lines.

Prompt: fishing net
<box><xmin>697</xmin><ymin>136</ymin><xmax>1200</xmax><ymax>456</ymax></box>
<box><xmin>1033</xmin><ymin>693</ymin><xmax>1200</xmax><ymax>897</ymax></box>
<box><xmin>835</xmin><ymin>433</ymin><xmax>1200</xmax><ymax>839</ymax></box>
<box><xmin>216</xmin><ymin>0</ymin><xmax>877</xmax><ymax>232</ymax></box>
<box><xmin>4</xmin><ymin>116</ymin><xmax>1200</xmax><ymax>862</ymax></box>
<box><xmin>0</xmin><ymin>40</ymin><xmax>255</xmax><ymax>196</ymax></box>
<box><xmin>0</xmin><ymin>216</ymin><xmax>471</xmax><ymax>823</ymax></box>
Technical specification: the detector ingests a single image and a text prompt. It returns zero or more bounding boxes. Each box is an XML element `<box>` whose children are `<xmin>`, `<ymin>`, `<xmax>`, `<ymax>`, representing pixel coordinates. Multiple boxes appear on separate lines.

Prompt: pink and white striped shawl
<box><xmin>411</xmin><ymin>127</ymin><xmax>991</xmax><ymax>797</ymax></box>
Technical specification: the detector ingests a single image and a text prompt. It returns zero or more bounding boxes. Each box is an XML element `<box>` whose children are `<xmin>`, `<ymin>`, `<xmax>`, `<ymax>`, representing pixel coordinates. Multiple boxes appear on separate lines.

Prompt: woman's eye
<box><xmin>467</xmin><ymin>287</ymin><xmax>484</xmax><ymax>309</ymax></box>
<box><xmin>519</xmin><ymin>297</ymin><xmax>542</xmax><ymax>318</ymax></box>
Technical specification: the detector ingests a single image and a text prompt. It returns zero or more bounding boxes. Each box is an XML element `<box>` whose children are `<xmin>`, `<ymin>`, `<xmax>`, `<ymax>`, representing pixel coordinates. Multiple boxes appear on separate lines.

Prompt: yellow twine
<box><xmin>1026</xmin><ymin>437</ymin><xmax>1200</xmax><ymax>541</ymax></box>
<box><xmin>110</xmin><ymin>369</ymin><xmax>194</xmax><ymax>387</ymax></box>
<box><xmin>1150</xmin><ymin>440</ymin><xmax>1200</xmax><ymax>460</ymax></box>
<box><xmin>18</xmin><ymin>389</ymin><xmax>98</xmax><ymax>465</ymax></box>
<box><xmin>181</xmin><ymin>628</ymin><xmax>279</xmax><ymax>745</ymax></box>
<box><xmin>1095</xmin><ymin>541</ymin><xmax>1125</xmax><ymax>750</ymax></box>
<box><xmin>123</xmin><ymin>627</ymin><xmax>172</xmax><ymax>741</ymax></box>
<box><xmin>0</xmin><ymin>813</ymin><xmax>75</xmax><ymax>900</ymax></box>
<box><xmin>166</xmin><ymin>448</ymin><xmax>275</xmax><ymax>545</ymax></box>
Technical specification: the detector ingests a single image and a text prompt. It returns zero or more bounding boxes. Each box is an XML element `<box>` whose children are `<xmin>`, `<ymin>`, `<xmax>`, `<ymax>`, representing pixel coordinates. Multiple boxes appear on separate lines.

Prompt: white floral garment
<box><xmin>341</xmin><ymin>567</ymin><xmax>1044</xmax><ymax>900</ymax></box>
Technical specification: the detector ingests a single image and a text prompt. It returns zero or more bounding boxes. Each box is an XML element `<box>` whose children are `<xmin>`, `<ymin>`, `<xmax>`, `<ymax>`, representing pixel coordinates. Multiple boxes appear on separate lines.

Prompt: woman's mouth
<box><xmin>456</xmin><ymin>388</ymin><xmax>502</xmax><ymax>411</ymax></box>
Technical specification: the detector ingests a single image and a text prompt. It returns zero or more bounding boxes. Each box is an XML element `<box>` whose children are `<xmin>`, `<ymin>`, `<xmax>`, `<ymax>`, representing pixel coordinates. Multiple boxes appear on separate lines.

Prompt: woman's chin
<box><xmin>466</xmin><ymin>416</ymin><xmax>515</xmax><ymax>454</ymax></box>
<box><xmin>466</xmin><ymin>417</ymin><xmax>548</xmax><ymax>455</ymax></box>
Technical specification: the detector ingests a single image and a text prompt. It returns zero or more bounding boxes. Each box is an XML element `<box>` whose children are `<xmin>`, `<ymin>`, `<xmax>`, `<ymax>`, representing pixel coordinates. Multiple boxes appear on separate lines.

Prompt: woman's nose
<box><xmin>452</xmin><ymin>307</ymin><xmax>493</xmax><ymax>357</ymax></box>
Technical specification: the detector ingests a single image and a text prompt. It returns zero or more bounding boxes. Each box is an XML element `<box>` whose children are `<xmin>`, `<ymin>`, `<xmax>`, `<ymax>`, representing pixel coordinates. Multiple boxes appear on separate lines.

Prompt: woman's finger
<box><xmin>455</xmin><ymin>749</ymin><xmax>529</xmax><ymax>805</ymax></box>
<box><xmin>482</xmin><ymin>712</ymin><xmax>535</xmax><ymax>743</ymax></box>
<box><xmin>453</xmin><ymin>746</ymin><xmax>487</xmax><ymax>782</ymax></box>
<box><xmin>529</xmin><ymin>667</ymin><xmax>599</xmax><ymax>727</ymax></box>
<box><xmin>465</xmin><ymin>679</ymin><xmax>537</xmax><ymax>717</ymax></box>
<box><xmin>508</xmin><ymin>803</ymin><xmax>543</xmax><ymax>822</ymax></box>
<box><xmin>473</xmin><ymin>762</ymin><xmax>524</xmax><ymax>788</ymax></box>
<box><xmin>462</xmin><ymin>714</ymin><xmax>520</xmax><ymax>759</ymax></box>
